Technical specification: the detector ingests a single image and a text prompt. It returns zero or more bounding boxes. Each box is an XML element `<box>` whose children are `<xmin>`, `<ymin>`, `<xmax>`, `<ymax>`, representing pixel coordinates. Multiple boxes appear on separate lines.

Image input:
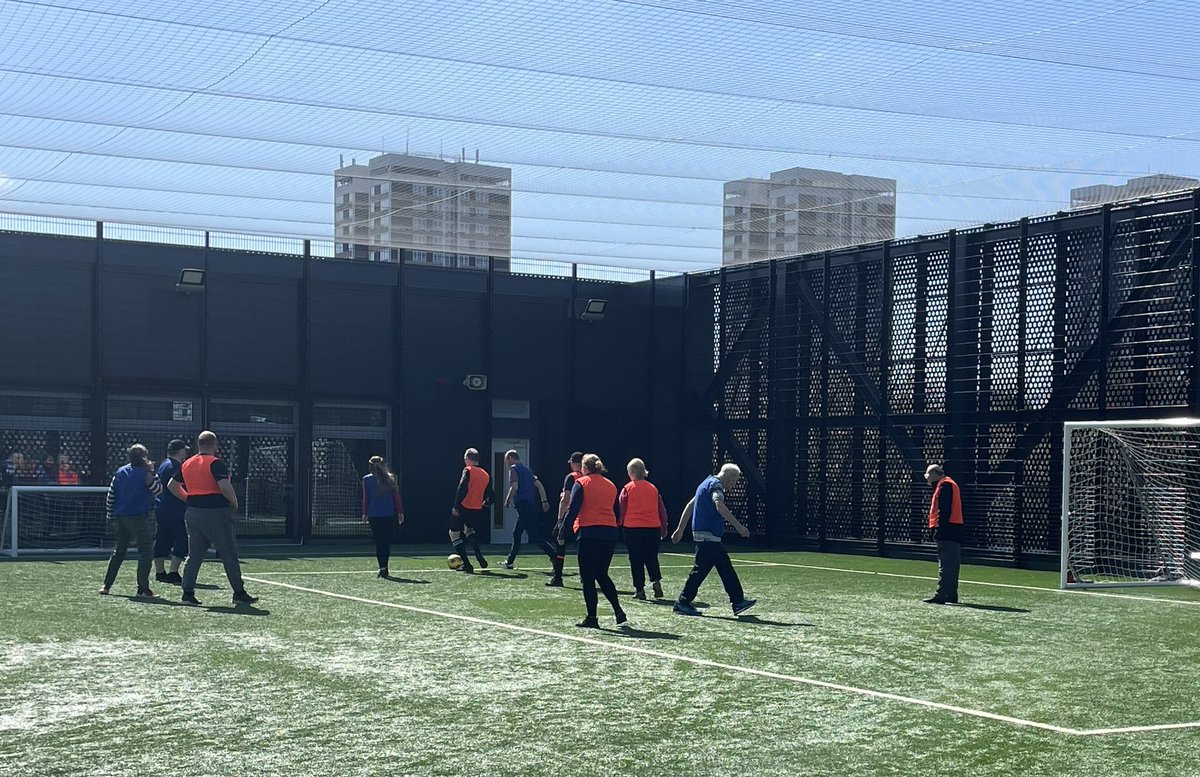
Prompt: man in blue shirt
<box><xmin>670</xmin><ymin>463</ymin><xmax>757</xmax><ymax>617</ymax></box>
<box><xmin>154</xmin><ymin>440</ymin><xmax>190</xmax><ymax>585</ymax></box>
<box><xmin>501</xmin><ymin>450</ymin><xmax>555</xmax><ymax>570</ymax></box>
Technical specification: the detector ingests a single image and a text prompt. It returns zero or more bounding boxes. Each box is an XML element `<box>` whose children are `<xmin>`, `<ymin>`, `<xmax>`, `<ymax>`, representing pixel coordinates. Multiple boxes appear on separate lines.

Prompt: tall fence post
<box><xmin>295</xmin><ymin>244</ymin><xmax>313</xmax><ymax>543</ymax></box>
<box><xmin>89</xmin><ymin>221</ymin><xmax>106</xmax><ymax>486</ymax></box>
<box><xmin>1190</xmin><ymin>190</ymin><xmax>1200</xmax><ymax>413</ymax></box>
<box><xmin>877</xmin><ymin>242</ymin><xmax>893</xmax><ymax>556</ymax></box>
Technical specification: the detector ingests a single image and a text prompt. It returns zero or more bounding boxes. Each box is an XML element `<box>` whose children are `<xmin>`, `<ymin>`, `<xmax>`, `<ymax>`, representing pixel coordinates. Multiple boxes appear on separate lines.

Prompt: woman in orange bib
<box><xmin>559</xmin><ymin>454</ymin><xmax>627</xmax><ymax>629</ymax></box>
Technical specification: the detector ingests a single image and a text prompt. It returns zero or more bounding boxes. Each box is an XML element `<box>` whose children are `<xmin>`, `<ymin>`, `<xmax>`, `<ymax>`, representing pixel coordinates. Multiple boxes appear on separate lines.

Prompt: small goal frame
<box><xmin>4</xmin><ymin>485</ymin><xmax>111</xmax><ymax>557</ymax></box>
<box><xmin>1061</xmin><ymin>418</ymin><xmax>1200</xmax><ymax>590</ymax></box>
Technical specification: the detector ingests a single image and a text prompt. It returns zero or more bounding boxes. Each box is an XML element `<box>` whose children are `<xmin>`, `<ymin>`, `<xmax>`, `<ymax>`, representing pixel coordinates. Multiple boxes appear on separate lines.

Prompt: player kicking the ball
<box><xmin>449</xmin><ymin>448</ymin><xmax>492</xmax><ymax>573</ymax></box>
<box><xmin>671</xmin><ymin>463</ymin><xmax>756</xmax><ymax>617</ymax></box>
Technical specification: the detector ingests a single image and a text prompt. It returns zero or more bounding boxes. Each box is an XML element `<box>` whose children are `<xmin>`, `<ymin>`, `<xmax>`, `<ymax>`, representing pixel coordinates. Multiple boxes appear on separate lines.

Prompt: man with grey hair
<box><xmin>670</xmin><ymin>463</ymin><xmax>757</xmax><ymax>617</ymax></box>
<box><xmin>924</xmin><ymin>463</ymin><xmax>963</xmax><ymax>604</ymax></box>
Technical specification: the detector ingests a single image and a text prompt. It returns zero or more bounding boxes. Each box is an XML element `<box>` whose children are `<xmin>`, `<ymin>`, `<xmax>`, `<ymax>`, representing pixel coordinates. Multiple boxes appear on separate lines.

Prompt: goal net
<box><xmin>2</xmin><ymin>486</ymin><xmax>111</xmax><ymax>556</ymax></box>
<box><xmin>1062</xmin><ymin>419</ymin><xmax>1200</xmax><ymax>589</ymax></box>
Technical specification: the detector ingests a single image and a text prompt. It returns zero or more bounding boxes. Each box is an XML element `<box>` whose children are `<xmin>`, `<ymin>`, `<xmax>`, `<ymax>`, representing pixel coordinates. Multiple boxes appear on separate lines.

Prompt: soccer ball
<box><xmin>447</xmin><ymin>554</ymin><xmax>464</xmax><ymax>570</ymax></box>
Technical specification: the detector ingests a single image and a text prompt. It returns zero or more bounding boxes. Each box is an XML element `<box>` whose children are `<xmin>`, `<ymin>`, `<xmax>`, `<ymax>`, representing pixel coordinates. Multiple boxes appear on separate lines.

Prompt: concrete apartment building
<box><xmin>334</xmin><ymin>152</ymin><xmax>512</xmax><ymax>269</ymax></box>
<box><xmin>1070</xmin><ymin>174</ymin><xmax>1200</xmax><ymax>208</ymax></box>
<box><xmin>722</xmin><ymin>167</ymin><xmax>896</xmax><ymax>266</ymax></box>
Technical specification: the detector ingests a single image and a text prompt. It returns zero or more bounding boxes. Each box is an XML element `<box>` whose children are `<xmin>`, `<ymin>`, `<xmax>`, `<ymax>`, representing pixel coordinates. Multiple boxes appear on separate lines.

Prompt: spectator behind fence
<box><xmin>56</xmin><ymin>455</ymin><xmax>80</xmax><ymax>486</ymax></box>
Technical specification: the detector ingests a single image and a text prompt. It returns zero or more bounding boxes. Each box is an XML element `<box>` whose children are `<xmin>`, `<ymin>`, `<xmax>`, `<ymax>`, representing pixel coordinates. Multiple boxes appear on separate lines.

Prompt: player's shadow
<box><xmin>478</xmin><ymin>571</ymin><xmax>528</xmax><ymax>580</ymax></box>
<box><xmin>116</xmin><ymin>595</ymin><xmax>191</xmax><ymax>608</ymax></box>
<box><xmin>610</xmin><ymin>626</ymin><xmax>680</xmax><ymax>641</ymax></box>
<box><xmin>713</xmin><ymin>614</ymin><xmax>812</xmax><ymax>628</ymax></box>
<box><xmin>205</xmin><ymin>605</ymin><xmax>270</xmax><ymax>616</ymax></box>
<box><xmin>381</xmin><ymin>575</ymin><xmax>431</xmax><ymax>585</ymax></box>
<box><xmin>951</xmin><ymin>602</ymin><xmax>1030</xmax><ymax>614</ymax></box>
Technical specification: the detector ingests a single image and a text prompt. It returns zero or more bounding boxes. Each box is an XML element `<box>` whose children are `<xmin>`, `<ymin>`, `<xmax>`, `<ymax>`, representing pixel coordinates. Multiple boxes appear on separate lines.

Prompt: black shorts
<box><xmin>450</xmin><ymin>507</ymin><xmax>486</xmax><ymax>533</ymax></box>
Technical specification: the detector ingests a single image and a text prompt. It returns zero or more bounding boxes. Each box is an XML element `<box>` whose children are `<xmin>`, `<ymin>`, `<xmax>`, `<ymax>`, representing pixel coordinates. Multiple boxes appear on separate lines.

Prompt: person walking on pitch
<box><xmin>168</xmin><ymin>430</ymin><xmax>258</xmax><ymax>606</ymax></box>
<box><xmin>547</xmin><ymin>451</ymin><xmax>584</xmax><ymax>587</ymax></box>
<box><xmin>501</xmin><ymin>450</ymin><xmax>556</xmax><ymax>569</ymax></box>
<box><xmin>561</xmin><ymin>454</ymin><xmax>627</xmax><ymax>628</ymax></box>
<box><xmin>100</xmin><ymin>444</ymin><xmax>162</xmax><ymax>598</ymax></box>
<box><xmin>619</xmin><ymin>458</ymin><xmax>669</xmax><ymax>600</ymax></box>
<box><xmin>671</xmin><ymin>463</ymin><xmax>756</xmax><ymax>617</ymax></box>
<box><xmin>153</xmin><ymin>440</ymin><xmax>190</xmax><ymax>585</ymax></box>
<box><xmin>363</xmin><ymin>456</ymin><xmax>405</xmax><ymax>578</ymax></box>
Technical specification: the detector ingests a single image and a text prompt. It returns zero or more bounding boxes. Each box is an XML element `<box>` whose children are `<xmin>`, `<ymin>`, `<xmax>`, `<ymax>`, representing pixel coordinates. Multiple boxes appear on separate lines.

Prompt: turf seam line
<box><xmin>661</xmin><ymin>554</ymin><xmax>1200</xmax><ymax>608</ymax></box>
<box><xmin>244</xmin><ymin>574</ymin><xmax>1188</xmax><ymax>738</ymax></box>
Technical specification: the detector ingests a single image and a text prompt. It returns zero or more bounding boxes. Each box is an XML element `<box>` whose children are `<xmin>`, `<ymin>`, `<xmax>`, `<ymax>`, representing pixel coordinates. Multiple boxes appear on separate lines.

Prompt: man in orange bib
<box><xmin>924</xmin><ymin>463</ymin><xmax>964</xmax><ymax>604</ymax></box>
<box><xmin>168</xmin><ymin>430</ymin><xmax>258</xmax><ymax>607</ymax></box>
<box><xmin>450</xmin><ymin>448</ymin><xmax>492</xmax><ymax>573</ymax></box>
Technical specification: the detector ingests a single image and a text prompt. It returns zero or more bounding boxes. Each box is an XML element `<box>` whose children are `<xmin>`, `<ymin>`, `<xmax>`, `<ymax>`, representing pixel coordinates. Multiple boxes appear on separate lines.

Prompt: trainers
<box><xmin>155</xmin><ymin>572</ymin><xmax>170</xmax><ymax>583</ymax></box>
<box><xmin>458</xmin><ymin>563</ymin><xmax>475</xmax><ymax>573</ymax></box>
<box><xmin>98</xmin><ymin>586</ymin><xmax>110</xmax><ymax>596</ymax></box>
<box><xmin>652</xmin><ymin>581</ymin><xmax>664</xmax><ymax>599</ymax></box>
<box><xmin>501</xmin><ymin>561</ymin><xmax>514</xmax><ymax>570</ymax></box>
<box><xmin>732</xmin><ymin>598</ymin><xmax>757</xmax><ymax>616</ymax></box>
<box><xmin>922</xmin><ymin>596</ymin><xmax>957</xmax><ymax>605</ymax></box>
<box><xmin>181</xmin><ymin>592</ymin><xmax>202</xmax><ymax>606</ymax></box>
<box><xmin>232</xmin><ymin>591</ymin><xmax>259</xmax><ymax>605</ymax></box>
<box><xmin>477</xmin><ymin>557</ymin><xmax>489</xmax><ymax>570</ymax></box>
<box><xmin>545</xmin><ymin>577</ymin><xmax>564</xmax><ymax>588</ymax></box>
<box><xmin>165</xmin><ymin>572</ymin><xmax>183</xmax><ymax>585</ymax></box>
<box><xmin>615</xmin><ymin>609</ymin><xmax>628</xmax><ymax>626</ymax></box>
<box><xmin>378</xmin><ymin>568</ymin><xmax>389</xmax><ymax>579</ymax></box>
<box><xmin>633</xmin><ymin>589</ymin><xmax>647</xmax><ymax>600</ymax></box>
<box><xmin>575</xmin><ymin>616</ymin><xmax>600</xmax><ymax>629</ymax></box>
<box><xmin>673</xmin><ymin>600</ymin><xmax>702</xmax><ymax>617</ymax></box>
<box><xmin>135</xmin><ymin>588</ymin><xmax>156</xmax><ymax>598</ymax></box>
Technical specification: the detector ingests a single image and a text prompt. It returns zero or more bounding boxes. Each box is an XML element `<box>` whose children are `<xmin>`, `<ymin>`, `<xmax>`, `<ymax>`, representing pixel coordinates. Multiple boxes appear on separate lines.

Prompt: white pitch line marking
<box><xmin>242</xmin><ymin>575</ymin><xmax>1200</xmax><ymax>737</ymax></box>
<box><xmin>248</xmin><ymin>564</ymin><xmax>698</xmax><ymax>576</ymax></box>
<box><xmin>661</xmin><ymin>554</ymin><xmax>1200</xmax><ymax>608</ymax></box>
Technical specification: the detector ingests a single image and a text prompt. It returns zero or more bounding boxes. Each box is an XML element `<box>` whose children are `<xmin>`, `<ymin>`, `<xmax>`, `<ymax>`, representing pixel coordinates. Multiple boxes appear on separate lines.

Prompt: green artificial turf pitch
<box><xmin>2</xmin><ymin>548</ymin><xmax>1199</xmax><ymax>776</ymax></box>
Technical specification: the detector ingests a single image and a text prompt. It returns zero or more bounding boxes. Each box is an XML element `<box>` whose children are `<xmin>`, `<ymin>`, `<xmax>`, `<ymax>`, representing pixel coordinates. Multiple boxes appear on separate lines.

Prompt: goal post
<box><xmin>2</xmin><ymin>486</ymin><xmax>112</xmax><ymax>557</ymax></box>
<box><xmin>1062</xmin><ymin>418</ymin><xmax>1200</xmax><ymax>589</ymax></box>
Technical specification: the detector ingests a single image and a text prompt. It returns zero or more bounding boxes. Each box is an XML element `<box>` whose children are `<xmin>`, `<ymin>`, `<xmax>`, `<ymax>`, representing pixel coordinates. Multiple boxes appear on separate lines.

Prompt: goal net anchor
<box><xmin>1062</xmin><ymin>418</ymin><xmax>1200</xmax><ymax>590</ymax></box>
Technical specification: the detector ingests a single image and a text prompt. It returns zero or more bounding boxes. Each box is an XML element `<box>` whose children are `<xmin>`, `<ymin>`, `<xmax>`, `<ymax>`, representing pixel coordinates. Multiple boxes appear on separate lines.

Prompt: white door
<box><xmin>490</xmin><ymin>438</ymin><xmax>529</xmax><ymax>545</ymax></box>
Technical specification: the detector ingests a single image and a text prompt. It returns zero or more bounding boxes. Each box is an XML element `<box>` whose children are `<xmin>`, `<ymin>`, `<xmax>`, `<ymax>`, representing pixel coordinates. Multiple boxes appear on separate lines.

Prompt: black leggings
<box><xmin>623</xmin><ymin>527</ymin><xmax>662</xmax><ymax>589</ymax></box>
<box><xmin>577</xmin><ymin>537</ymin><xmax>622</xmax><ymax>618</ymax></box>
<box><xmin>368</xmin><ymin>516</ymin><xmax>398</xmax><ymax>569</ymax></box>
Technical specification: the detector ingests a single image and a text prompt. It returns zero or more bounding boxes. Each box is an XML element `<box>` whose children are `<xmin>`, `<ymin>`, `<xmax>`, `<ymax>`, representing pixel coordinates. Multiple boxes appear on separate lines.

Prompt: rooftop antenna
<box><xmin>475</xmin><ymin>149</ymin><xmax>479</xmax><ymax>164</ymax></box>
<box><xmin>339</xmin><ymin>153</ymin><xmax>344</xmax><ymax>167</ymax></box>
<box><xmin>406</xmin><ymin>129</ymin><xmax>410</xmax><ymax>155</ymax></box>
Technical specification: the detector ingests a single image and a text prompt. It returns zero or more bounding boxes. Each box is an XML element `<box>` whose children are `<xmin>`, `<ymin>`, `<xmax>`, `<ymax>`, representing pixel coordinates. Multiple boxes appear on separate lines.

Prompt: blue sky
<box><xmin>0</xmin><ymin>0</ymin><xmax>1196</xmax><ymax>270</ymax></box>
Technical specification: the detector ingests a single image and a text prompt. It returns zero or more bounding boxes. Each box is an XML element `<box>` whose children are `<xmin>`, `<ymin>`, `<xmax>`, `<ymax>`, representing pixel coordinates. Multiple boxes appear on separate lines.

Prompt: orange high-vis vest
<box><xmin>928</xmin><ymin>476</ymin><xmax>964</xmax><ymax>529</ymax></box>
<box><xmin>621</xmin><ymin>480</ymin><xmax>661</xmax><ymax>529</ymax></box>
<box><xmin>462</xmin><ymin>465</ymin><xmax>490</xmax><ymax>510</ymax></box>
<box><xmin>573</xmin><ymin>474</ymin><xmax>618</xmax><ymax>532</ymax></box>
<box><xmin>182</xmin><ymin>455</ymin><xmax>223</xmax><ymax>497</ymax></box>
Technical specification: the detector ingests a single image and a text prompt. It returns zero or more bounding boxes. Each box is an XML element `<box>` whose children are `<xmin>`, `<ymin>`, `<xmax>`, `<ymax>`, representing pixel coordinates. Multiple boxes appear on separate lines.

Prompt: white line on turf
<box><xmin>243</xmin><ymin>575</ymin><xmax>1200</xmax><ymax>737</ymax></box>
<box><xmin>662</xmin><ymin>554</ymin><xmax>1200</xmax><ymax>608</ymax></box>
<box><xmin>248</xmin><ymin>564</ymin><xmax>698</xmax><ymax>576</ymax></box>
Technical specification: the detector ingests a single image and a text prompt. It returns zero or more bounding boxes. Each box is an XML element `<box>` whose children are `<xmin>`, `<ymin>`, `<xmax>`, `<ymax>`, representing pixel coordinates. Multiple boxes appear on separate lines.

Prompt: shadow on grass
<box><xmin>610</xmin><ymin>626</ymin><xmax>681</xmax><ymax>641</ymax></box>
<box><xmin>115</xmin><ymin>594</ymin><xmax>192</xmax><ymax>608</ymax></box>
<box><xmin>477</xmin><ymin>571</ymin><xmax>529</xmax><ymax>580</ymax></box>
<box><xmin>711</xmin><ymin>614</ymin><xmax>813</xmax><ymax>628</ymax></box>
<box><xmin>951</xmin><ymin>602</ymin><xmax>1030</xmax><ymax>614</ymax></box>
<box><xmin>381</xmin><ymin>575</ymin><xmax>431</xmax><ymax>585</ymax></box>
<box><xmin>205</xmin><ymin>605</ymin><xmax>270</xmax><ymax>616</ymax></box>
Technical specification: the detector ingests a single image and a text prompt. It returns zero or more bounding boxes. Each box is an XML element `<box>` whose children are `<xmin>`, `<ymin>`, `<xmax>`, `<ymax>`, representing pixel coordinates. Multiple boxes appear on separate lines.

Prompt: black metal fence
<box><xmin>686</xmin><ymin>190</ymin><xmax>1200</xmax><ymax>565</ymax></box>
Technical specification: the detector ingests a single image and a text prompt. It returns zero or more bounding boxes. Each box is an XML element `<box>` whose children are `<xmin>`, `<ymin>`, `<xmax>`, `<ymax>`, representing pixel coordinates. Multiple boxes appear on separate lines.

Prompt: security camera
<box><xmin>463</xmin><ymin>374</ymin><xmax>488</xmax><ymax>391</ymax></box>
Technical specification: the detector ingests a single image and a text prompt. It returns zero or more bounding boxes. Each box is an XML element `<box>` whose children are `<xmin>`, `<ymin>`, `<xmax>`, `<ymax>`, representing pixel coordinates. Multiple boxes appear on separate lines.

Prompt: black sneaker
<box><xmin>165</xmin><ymin>572</ymin><xmax>183</xmax><ymax>585</ymax></box>
<box><xmin>652</xmin><ymin>581</ymin><xmax>664</xmax><ymax>599</ymax></box>
<box><xmin>923</xmin><ymin>596</ymin><xmax>956</xmax><ymax>605</ymax></box>
<box><xmin>732</xmin><ymin>598</ymin><xmax>757</xmax><ymax>616</ymax></box>
<box><xmin>232</xmin><ymin>591</ymin><xmax>259</xmax><ymax>605</ymax></box>
<box><xmin>633</xmin><ymin>589</ymin><xmax>647</xmax><ymax>600</ymax></box>
<box><xmin>545</xmin><ymin>577</ymin><xmax>564</xmax><ymax>588</ymax></box>
<box><xmin>378</xmin><ymin>568</ymin><xmax>389</xmax><ymax>579</ymax></box>
<box><xmin>673</xmin><ymin>600</ymin><xmax>702</xmax><ymax>617</ymax></box>
<box><xmin>615</xmin><ymin>609</ymin><xmax>628</xmax><ymax>626</ymax></box>
<box><xmin>575</xmin><ymin>616</ymin><xmax>600</xmax><ymax>629</ymax></box>
<box><xmin>136</xmin><ymin>588</ymin><xmax>157</xmax><ymax>598</ymax></box>
<box><xmin>458</xmin><ymin>563</ymin><xmax>475</xmax><ymax>573</ymax></box>
<box><xmin>181</xmin><ymin>592</ymin><xmax>202</xmax><ymax>606</ymax></box>
<box><xmin>155</xmin><ymin>572</ymin><xmax>170</xmax><ymax>583</ymax></box>
<box><xmin>477</xmin><ymin>557</ymin><xmax>489</xmax><ymax>570</ymax></box>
